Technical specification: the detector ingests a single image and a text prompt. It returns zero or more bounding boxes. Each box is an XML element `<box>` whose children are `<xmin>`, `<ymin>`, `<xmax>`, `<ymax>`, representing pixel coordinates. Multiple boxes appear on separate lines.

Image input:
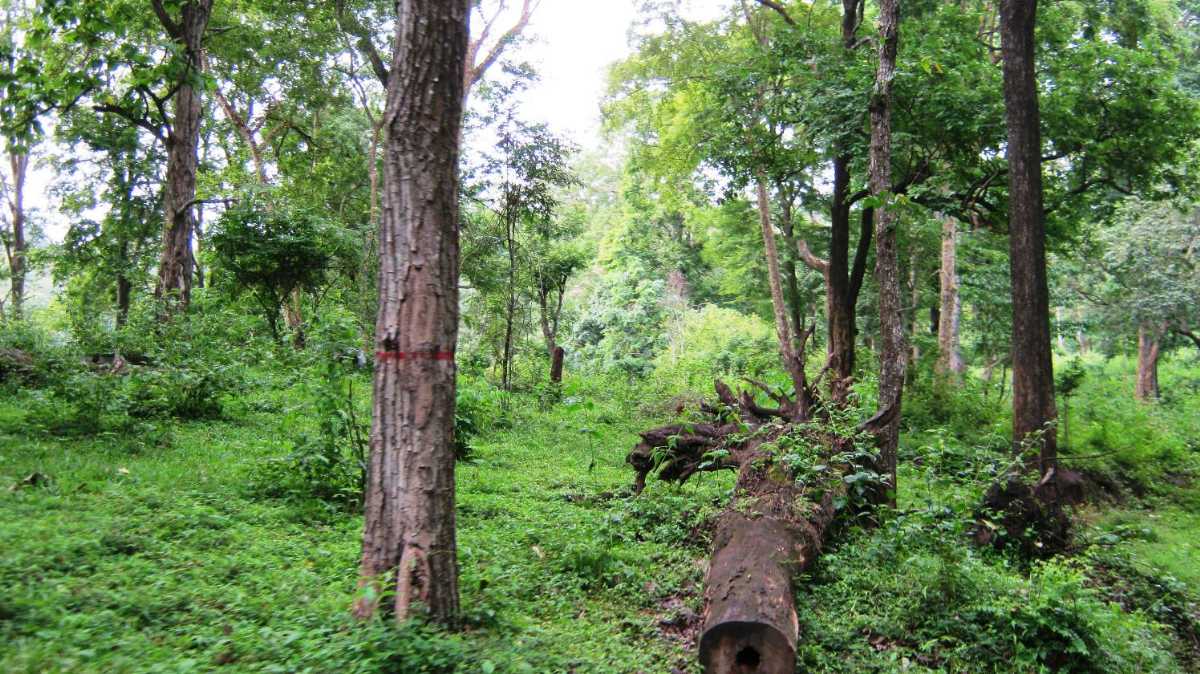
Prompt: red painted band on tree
<box><xmin>375</xmin><ymin>351</ymin><xmax>455</xmax><ymax>362</ymax></box>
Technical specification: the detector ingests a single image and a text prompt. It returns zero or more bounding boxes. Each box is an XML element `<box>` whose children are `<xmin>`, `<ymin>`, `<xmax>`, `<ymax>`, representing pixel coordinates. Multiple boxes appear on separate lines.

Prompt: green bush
<box><xmin>0</xmin><ymin>322</ymin><xmax>75</xmax><ymax>388</ymax></box>
<box><xmin>455</xmin><ymin>375</ymin><xmax>512</xmax><ymax>461</ymax></box>
<box><xmin>1065</xmin><ymin>355</ymin><xmax>1198</xmax><ymax>492</ymax></box>
<box><xmin>797</xmin><ymin>509</ymin><xmax>1178</xmax><ymax>672</ymax></box>
<box><xmin>651</xmin><ymin>304</ymin><xmax>777</xmax><ymax>395</ymax></box>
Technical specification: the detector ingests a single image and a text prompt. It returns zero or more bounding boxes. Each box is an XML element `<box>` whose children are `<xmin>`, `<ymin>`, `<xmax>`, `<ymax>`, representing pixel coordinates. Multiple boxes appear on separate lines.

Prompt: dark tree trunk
<box><xmin>154</xmin><ymin>0</ymin><xmax>212</xmax><ymax>311</ymax></box>
<box><xmin>1135</xmin><ymin>323</ymin><xmax>1162</xmax><ymax>401</ymax></box>
<box><xmin>827</xmin><ymin>157</ymin><xmax>856</xmax><ymax>404</ymax></box>
<box><xmin>501</xmin><ymin>199</ymin><xmax>517</xmax><ymax>391</ymax></box>
<box><xmin>354</xmin><ymin>0</ymin><xmax>469</xmax><ymax>627</ymax></box>
<box><xmin>116</xmin><ymin>275</ymin><xmax>132</xmax><ymax>327</ymax></box>
<box><xmin>868</xmin><ymin>0</ymin><xmax>904</xmax><ymax>507</ymax></box>
<box><xmin>550</xmin><ymin>346</ymin><xmax>564</xmax><ymax>384</ymax></box>
<box><xmin>1001</xmin><ymin>0</ymin><xmax>1058</xmax><ymax>471</ymax></box>
<box><xmin>5</xmin><ymin>153</ymin><xmax>27</xmax><ymax>319</ymax></box>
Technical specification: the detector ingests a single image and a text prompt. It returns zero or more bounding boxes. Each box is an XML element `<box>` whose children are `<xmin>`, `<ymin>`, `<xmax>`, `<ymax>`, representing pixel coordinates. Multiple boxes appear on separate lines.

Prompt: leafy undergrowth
<box><xmin>1</xmin><ymin>362</ymin><xmax>1198</xmax><ymax>672</ymax></box>
<box><xmin>0</xmin><ymin>374</ymin><xmax>729</xmax><ymax>673</ymax></box>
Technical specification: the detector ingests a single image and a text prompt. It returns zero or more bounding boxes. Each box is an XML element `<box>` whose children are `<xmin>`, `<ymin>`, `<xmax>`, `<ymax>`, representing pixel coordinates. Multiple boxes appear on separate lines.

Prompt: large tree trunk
<box><xmin>154</xmin><ymin>0</ymin><xmax>212</xmax><ymax>311</ymax></box>
<box><xmin>937</xmin><ymin>216</ymin><xmax>965</xmax><ymax>377</ymax></box>
<box><xmin>1001</xmin><ymin>0</ymin><xmax>1058</xmax><ymax>472</ymax></box>
<box><xmin>628</xmin><ymin>378</ymin><xmax>887</xmax><ymax>672</ymax></box>
<box><xmin>1135</xmin><ymin>323</ymin><xmax>1163</xmax><ymax>401</ymax></box>
<box><xmin>868</xmin><ymin>0</ymin><xmax>904</xmax><ymax>507</ymax></box>
<box><xmin>5</xmin><ymin>153</ymin><xmax>27</xmax><ymax>319</ymax></box>
<box><xmin>354</xmin><ymin>0</ymin><xmax>469</xmax><ymax>627</ymax></box>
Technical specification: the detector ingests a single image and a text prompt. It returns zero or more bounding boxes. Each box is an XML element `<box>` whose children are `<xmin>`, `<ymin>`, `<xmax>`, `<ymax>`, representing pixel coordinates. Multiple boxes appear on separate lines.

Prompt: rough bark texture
<box><xmin>1000</xmin><ymin>0</ymin><xmax>1058</xmax><ymax>470</ymax></box>
<box><xmin>354</xmin><ymin>0</ymin><xmax>469</xmax><ymax>626</ymax></box>
<box><xmin>937</xmin><ymin>216</ymin><xmax>965</xmax><ymax>377</ymax></box>
<box><xmin>1135</xmin><ymin>323</ymin><xmax>1163</xmax><ymax>401</ymax></box>
<box><xmin>154</xmin><ymin>0</ymin><xmax>213</xmax><ymax>311</ymax></box>
<box><xmin>868</xmin><ymin>0</ymin><xmax>903</xmax><ymax>507</ymax></box>
<box><xmin>628</xmin><ymin>383</ymin><xmax>836</xmax><ymax>673</ymax></box>
<box><xmin>4</xmin><ymin>152</ymin><xmax>27</xmax><ymax>318</ymax></box>
<box><xmin>827</xmin><ymin>158</ymin><xmax>857</xmax><ymax>405</ymax></box>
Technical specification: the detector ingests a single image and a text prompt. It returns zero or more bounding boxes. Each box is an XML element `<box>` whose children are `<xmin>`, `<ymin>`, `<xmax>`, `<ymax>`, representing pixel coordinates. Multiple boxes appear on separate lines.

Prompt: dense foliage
<box><xmin>2</xmin><ymin>0</ymin><xmax>1200</xmax><ymax>671</ymax></box>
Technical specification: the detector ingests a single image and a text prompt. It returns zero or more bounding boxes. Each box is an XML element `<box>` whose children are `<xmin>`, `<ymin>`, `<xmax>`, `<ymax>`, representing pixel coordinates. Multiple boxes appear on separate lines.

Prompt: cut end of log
<box><xmin>700</xmin><ymin>621</ymin><xmax>795</xmax><ymax>674</ymax></box>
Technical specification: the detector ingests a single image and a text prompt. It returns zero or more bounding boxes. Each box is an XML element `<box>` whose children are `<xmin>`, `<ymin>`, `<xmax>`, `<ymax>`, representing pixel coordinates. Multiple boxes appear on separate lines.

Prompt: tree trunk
<box><xmin>1135</xmin><ymin>323</ymin><xmax>1162</xmax><ymax>401</ymax></box>
<box><xmin>908</xmin><ymin>249</ymin><xmax>921</xmax><ymax>365</ymax></box>
<box><xmin>1001</xmin><ymin>0</ymin><xmax>1058</xmax><ymax>471</ymax></box>
<box><xmin>116</xmin><ymin>274</ymin><xmax>132</xmax><ymax>327</ymax></box>
<box><xmin>538</xmin><ymin>275</ymin><xmax>567</xmax><ymax>382</ymax></box>
<box><xmin>550</xmin><ymin>346</ymin><xmax>564</xmax><ymax>384</ymax></box>
<box><xmin>868</xmin><ymin>0</ymin><xmax>903</xmax><ymax>507</ymax></box>
<box><xmin>778</xmin><ymin>191</ymin><xmax>806</xmax><ymax>337</ymax></box>
<box><xmin>5</xmin><ymin>152</ymin><xmax>27</xmax><ymax>319</ymax></box>
<box><xmin>501</xmin><ymin>200</ymin><xmax>518</xmax><ymax>391</ymax></box>
<box><xmin>828</xmin><ymin>157</ymin><xmax>856</xmax><ymax>404</ymax></box>
<box><xmin>627</xmin><ymin>379</ymin><xmax>888</xmax><ymax>673</ymax></box>
<box><xmin>354</xmin><ymin>0</ymin><xmax>469</xmax><ymax>627</ymax></box>
<box><xmin>154</xmin><ymin>0</ymin><xmax>213</xmax><ymax>311</ymax></box>
<box><xmin>936</xmin><ymin>216</ymin><xmax>965</xmax><ymax>377</ymax></box>
<box><xmin>756</xmin><ymin>175</ymin><xmax>809</xmax><ymax>413</ymax></box>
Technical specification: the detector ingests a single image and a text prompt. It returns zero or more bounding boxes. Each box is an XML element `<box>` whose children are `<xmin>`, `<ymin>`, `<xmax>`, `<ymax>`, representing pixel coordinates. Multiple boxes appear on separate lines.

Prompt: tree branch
<box><xmin>93</xmin><ymin>103</ymin><xmax>166</xmax><ymax>142</ymax></box>
<box><xmin>1175</xmin><ymin>327</ymin><xmax>1200</xmax><ymax>352</ymax></box>
<box><xmin>753</xmin><ymin>0</ymin><xmax>797</xmax><ymax>25</ymax></box>
<box><xmin>335</xmin><ymin>1</ymin><xmax>389</xmax><ymax>86</ymax></box>
<box><xmin>465</xmin><ymin>0</ymin><xmax>539</xmax><ymax>92</ymax></box>
<box><xmin>796</xmin><ymin>239</ymin><xmax>829</xmax><ymax>273</ymax></box>
<box><xmin>151</xmin><ymin>0</ymin><xmax>183</xmax><ymax>39</ymax></box>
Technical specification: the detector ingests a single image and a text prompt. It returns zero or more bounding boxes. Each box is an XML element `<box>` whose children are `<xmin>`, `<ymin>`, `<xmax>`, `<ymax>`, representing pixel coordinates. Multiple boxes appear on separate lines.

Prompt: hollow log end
<box><xmin>699</xmin><ymin>621</ymin><xmax>795</xmax><ymax>674</ymax></box>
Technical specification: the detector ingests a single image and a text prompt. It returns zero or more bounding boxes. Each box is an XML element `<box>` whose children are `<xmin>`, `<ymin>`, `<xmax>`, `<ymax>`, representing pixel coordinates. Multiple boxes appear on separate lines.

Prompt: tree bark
<box><xmin>868</xmin><ymin>0</ymin><xmax>903</xmax><ymax>507</ymax></box>
<box><xmin>826</xmin><ymin>158</ymin><xmax>858</xmax><ymax>405</ymax></box>
<box><xmin>4</xmin><ymin>152</ymin><xmax>27</xmax><ymax>319</ymax></box>
<box><xmin>1135</xmin><ymin>323</ymin><xmax>1162</xmax><ymax>401</ymax></box>
<box><xmin>937</xmin><ymin>216</ymin><xmax>965</xmax><ymax>377</ymax></box>
<box><xmin>1001</xmin><ymin>0</ymin><xmax>1058</xmax><ymax>471</ymax></box>
<box><xmin>354</xmin><ymin>0</ymin><xmax>469</xmax><ymax>627</ymax></box>
<box><xmin>550</xmin><ymin>346</ymin><xmax>564</xmax><ymax>384</ymax></box>
<box><xmin>778</xmin><ymin>187</ymin><xmax>806</xmax><ymax>337</ymax></box>
<box><xmin>756</xmin><ymin>175</ymin><xmax>809</xmax><ymax>414</ymax></box>
<box><xmin>154</xmin><ymin>0</ymin><xmax>213</xmax><ymax>312</ymax></box>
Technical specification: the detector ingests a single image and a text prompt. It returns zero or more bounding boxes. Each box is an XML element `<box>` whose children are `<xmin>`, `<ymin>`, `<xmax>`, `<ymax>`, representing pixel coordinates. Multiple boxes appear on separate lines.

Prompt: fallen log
<box><xmin>627</xmin><ymin>381</ymin><xmax>881</xmax><ymax>673</ymax></box>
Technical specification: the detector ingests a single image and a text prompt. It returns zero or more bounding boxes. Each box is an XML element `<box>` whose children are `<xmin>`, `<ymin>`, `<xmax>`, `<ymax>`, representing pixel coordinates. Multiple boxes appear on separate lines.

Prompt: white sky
<box><xmin>514</xmin><ymin>0</ymin><xmax>727</xmax><ymax>145</ymax></box>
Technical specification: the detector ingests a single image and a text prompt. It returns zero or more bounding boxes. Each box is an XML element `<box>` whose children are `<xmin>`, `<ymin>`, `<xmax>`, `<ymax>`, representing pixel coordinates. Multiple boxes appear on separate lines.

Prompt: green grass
<box><xmin>1</xmin><ymin>359</ymin><xmax>1198</xmax><ymax>673</ymax></box>
<box><xmin>0</xmin><ymin>376</ymin><xmax>731</xmax><ymax>673</ymax></box>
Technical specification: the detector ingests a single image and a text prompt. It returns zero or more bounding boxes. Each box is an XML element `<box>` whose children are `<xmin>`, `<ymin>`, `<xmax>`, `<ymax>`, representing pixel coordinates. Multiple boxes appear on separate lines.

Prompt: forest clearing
<box><xmin>2</xmin><ymin>0</ymin><xmax>1200</xmax><ymax>672</ymax></box>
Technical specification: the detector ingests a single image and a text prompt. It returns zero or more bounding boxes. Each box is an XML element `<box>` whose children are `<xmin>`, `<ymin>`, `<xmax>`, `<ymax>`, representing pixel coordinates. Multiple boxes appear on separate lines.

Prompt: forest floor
<box><xmin>1</xmin><ymin>365</ymin><xmax>1198</xmax><ymax>673</ymax></box>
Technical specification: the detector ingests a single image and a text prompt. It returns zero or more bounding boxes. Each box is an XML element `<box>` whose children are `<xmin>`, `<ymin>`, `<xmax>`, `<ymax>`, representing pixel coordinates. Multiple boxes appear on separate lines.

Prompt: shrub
<box><xmin>651</xmin><ymin>304</ymin><xmax>777</xmax><ymax>396</ymax></box>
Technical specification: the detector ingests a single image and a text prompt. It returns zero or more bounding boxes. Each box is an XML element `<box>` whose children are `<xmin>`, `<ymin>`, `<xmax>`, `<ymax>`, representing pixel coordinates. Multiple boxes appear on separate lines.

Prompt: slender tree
<box><xmin>1000</xmin><ymin>0</ymin><xmax>1057</xmax><ymax>472</ymax></box>
<box><xmin>1</xmin><ymin>152</ymin><xmax>28</xmax><ymax>319</ymax></box>
<box><xmin>353</xmin><ymin>0</ymin><xmax>470</xmax><ymax>625</ymax></box>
